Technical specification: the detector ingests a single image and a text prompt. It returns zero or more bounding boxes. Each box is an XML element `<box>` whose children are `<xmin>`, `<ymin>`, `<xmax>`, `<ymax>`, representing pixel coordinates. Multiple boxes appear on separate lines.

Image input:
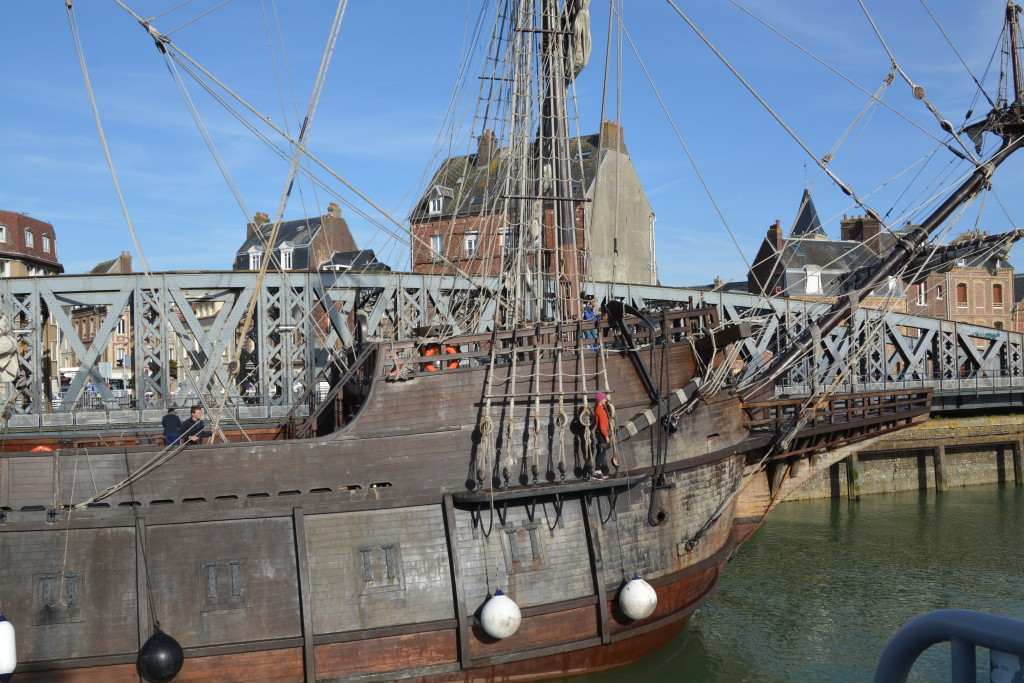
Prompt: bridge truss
<box><xmin>0</xmin><ymin>272</ymin><xmax>1018</xmax><ymax>428</ymax></box>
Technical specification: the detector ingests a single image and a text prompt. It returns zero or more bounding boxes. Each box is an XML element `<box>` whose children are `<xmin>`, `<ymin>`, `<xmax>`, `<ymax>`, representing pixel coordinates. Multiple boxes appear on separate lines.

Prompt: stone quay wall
<box><xmin>788</xmin><ymin>415</ymin><xmax>1024</xmax><ymax>501</ymax></box>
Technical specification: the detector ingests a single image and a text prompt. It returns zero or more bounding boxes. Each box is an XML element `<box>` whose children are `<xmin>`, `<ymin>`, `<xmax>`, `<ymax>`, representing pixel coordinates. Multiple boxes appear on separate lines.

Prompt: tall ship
<box><xmin>2</xmin><ymin>1</ymin><xmax>1024</xmax><ymax>681</ymax></box>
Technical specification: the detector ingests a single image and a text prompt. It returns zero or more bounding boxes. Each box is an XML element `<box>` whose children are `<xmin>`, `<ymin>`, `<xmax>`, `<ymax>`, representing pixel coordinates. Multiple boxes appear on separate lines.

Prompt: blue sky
<box><xmin>2</xmin><ymin>0</ymin><xmax>1023</xmax><ymax>286</ymax></box>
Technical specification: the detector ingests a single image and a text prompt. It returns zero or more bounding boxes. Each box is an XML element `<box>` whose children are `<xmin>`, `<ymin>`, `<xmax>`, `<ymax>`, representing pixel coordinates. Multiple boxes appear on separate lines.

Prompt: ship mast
<box><xmin>740</xmin><ymin>1</ymin><xmax>1024</xmax><ymax>396</ymax></box>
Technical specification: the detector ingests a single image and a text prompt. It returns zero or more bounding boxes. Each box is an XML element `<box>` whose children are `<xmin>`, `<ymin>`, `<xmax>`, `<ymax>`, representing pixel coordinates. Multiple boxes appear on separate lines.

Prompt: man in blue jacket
<box><xmin>179</xmin><ymin>406</ymin><xmax>212</xmax><ymax>445</ymax></box>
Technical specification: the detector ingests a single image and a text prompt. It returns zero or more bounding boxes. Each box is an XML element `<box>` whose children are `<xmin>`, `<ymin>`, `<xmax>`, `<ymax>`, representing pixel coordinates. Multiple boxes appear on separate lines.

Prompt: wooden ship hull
<box><xmin>0</xmin><ymin>305</ymin><xmax>930</xmax><ymax>682</ymax></box>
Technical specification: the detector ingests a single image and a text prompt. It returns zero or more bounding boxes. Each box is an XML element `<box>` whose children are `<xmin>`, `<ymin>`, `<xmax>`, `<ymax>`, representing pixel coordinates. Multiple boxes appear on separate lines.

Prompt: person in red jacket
<box><xmin>593</xmin><ymin>392</ymin><xmax>611</xmax><ymax>479</ymax></box>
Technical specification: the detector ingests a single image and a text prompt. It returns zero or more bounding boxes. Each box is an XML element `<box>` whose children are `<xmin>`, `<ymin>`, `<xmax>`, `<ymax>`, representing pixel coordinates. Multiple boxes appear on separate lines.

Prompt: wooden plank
<box><xmin>581</xmin><ymin>496</ymin><xmax>609</xmax><ymax>645</ymax></box>
<box><xmin>442</xmin><ymin>494</ymin><xmax>471</xmax><ymax>669</ymax></box>
<box><xmin>135</xmin><ymin>516</ymin><xmax>148</xmax><ymax>650</ymax></box>
<box><xmin>292</xmin><ymin>507</ymin><xmax>316</xmax><ymax>683</ymax></box>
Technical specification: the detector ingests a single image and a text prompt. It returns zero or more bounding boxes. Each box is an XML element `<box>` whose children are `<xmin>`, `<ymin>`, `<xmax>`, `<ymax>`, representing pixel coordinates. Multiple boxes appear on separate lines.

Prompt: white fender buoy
<box><xmin>619</xmin><ymin>573</ymin><xmax>658</xmax><ymax>620</ymax></box>
<box><xmin>480</xmin><ymin>589</ymin><xmax>521</xmax><ymax>639</ymax></box>
<box><xmin>0</xmin><ymin>614</ymin><xmax>16</xmax><ymax>683</ymax></box>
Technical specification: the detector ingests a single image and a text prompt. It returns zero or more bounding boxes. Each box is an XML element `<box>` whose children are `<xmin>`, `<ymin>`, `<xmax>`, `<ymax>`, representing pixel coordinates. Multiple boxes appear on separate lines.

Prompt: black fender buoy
<box><xmin>137</xmin><ymin>627</ymin><xmax>184</xmax><ymax>682</ymax></box>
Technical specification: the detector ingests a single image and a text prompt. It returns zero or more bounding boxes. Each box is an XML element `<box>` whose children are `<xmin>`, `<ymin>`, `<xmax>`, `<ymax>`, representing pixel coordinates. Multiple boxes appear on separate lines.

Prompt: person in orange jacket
<box><xmin>593</xmin><ymin>392</ymin><xmax>611</xmax><ymax>479</ymax></box>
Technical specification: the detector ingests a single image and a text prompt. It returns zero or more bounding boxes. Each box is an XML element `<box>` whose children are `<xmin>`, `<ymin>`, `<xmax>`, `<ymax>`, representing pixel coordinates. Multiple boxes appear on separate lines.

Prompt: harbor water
<box><xmin>561</xmin><ymin>483</ymin><xmax>1024</xmax><ymax>682</ymax></box>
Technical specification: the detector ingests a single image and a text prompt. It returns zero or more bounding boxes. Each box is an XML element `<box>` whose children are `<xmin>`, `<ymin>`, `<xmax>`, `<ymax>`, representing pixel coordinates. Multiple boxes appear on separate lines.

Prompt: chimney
<box><xmin>119</xmin><ymin>250</ymin><xmax>132</xmax><ymax>274</ymax></box>
<box><xmin>840</xmin><ymin>214</ymin><xmax>882</xmax><ymax>254</ymax></box>
<box><xmin>768</xmin><ymin>219</ymin><xmax>783</xmax><ymax>252</ymax></box>
<box><xmin>476</xmin><ymin>129</ymin><xmax>496</xmax><ymax>168</ymax></box>
<box><xmin>599</xmin><ymin>119</ymin><xmax>627</xmax><ymax>153</ymax></box>
<box><xmin>247</xmin><ymin>212</ymin><xmax>269</xmax><ymax>239</ymax></box>
<box><xmin>326</xmin><ymin>202</ymin><xmax>341</xmax><ymax>218</ymax></box>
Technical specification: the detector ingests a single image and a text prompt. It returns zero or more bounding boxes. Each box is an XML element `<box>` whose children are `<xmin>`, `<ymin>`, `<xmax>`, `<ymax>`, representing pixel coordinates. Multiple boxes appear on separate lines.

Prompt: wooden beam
<box><xmin>135</xmin><ymin>515</ymin><xmax>149</xmax><ymax>649</ymax></box>
<box><xmin>581</xmin><ymin>495</ymin><xmax>610</xmax><ymax>645</ymax></box>
<box><xmin>846</xmin><ymin>454</ymin><xmax>861</xmax><ymax>501</ymax></box>
<box><xmin>1014</xmin><ymin>440</ymin><xmax>1024</xmax><ymax>486</ymax></box>
<box><xmin>933</xmin><ymin>445</ymin><xmax>949</xmax><ymax>492</ymax></box>
<box><xmin>442</xmin><ymin>495</ymin><xmax>471</xmax><ymax>669</ymax></box>
<box><xmin>291</xmin><ymin>507</ymin><xmax>316</xmax><ymax>683</ymax></box>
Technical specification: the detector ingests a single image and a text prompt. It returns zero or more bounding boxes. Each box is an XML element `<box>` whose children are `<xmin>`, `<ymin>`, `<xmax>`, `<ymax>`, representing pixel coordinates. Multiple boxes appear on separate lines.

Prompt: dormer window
<box><xmin>25</xmin><ymin>228</ymin><xmax>34</xmax><ymax>249</ymax></box>
<box><xmin>427</xmin><ymin>185</ymin><xmax>453</xmax><ymax>215</ymax></box>
<box><xmin>805</xmin><ymin>266</ymin><xmax>822</xmax><ymax>294</ymax></box>
<box><xmin>279</xmin><ymin>242</ymin><xmax>294</xmax><ymax>270</ymax></box>
<box><xmin>0</xmin><ymin>225</ymin><xmax>7</xmax><ymax>243</ymax></box>
<box><xmin>573</xmin><ymin>150</ymin><xmax>591</xmax><ymax>160</ymax></box>
<box><xmin>247</xmin><ymin>246</ymin><xmax>262</xmax><ymax>270</ymax></box>
<box><xmin>42</xmin><ymin>234</ymin><xmax>51</xmax><ymax>253</ymax></box>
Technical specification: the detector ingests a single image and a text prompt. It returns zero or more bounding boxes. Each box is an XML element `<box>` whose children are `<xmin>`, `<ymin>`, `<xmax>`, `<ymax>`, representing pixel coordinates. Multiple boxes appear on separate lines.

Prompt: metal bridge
<box><xmin>0</xmin><ymin>271</ymin><xmax>1019</xmax><ymax>429</ymax></box>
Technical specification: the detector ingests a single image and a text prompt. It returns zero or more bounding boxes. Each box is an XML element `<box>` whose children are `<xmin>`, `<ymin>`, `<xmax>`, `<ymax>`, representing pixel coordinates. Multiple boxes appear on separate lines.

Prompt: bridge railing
<box><xmin>1</xmin><ymin>274</ymin><xmax>1023</xmax><ymax>427</ymax></box>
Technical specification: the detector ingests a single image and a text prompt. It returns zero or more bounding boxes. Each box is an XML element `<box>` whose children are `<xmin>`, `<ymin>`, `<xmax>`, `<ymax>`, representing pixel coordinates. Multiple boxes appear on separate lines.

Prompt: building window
<box><xmin>281</xmin><ymin>249</ymin><xmax>293</xmax><ymax>270</ymax></box>
<box><xmin>430</xmin><ymin>234</ymin><xmax>444</xmax><ymax>260</ymax></box>
<box><xmin>499</xmin><ymin>227</ymin><xmax>514</xmax><ymax>251</ymax></box>
<box><xmin>428</xmin><ymin>198</ymin><xmax>443</xmax><ymax>215</ymax></box>
<box><xmin>956</xmin><ymin>283</ymin><xmax>968</xmax><ymax>307</ymax></box>
<box><xmin>25</xmin><ymin>229</ymin><xmax>34</xmax><ymax>248</ymax></box>
<box><xmin>916</xmin><ymin>284</ymin><xmax>926</xmax><ymax>306</ymax></box>
<box><xmin>936</xmin><ymin>285</ymin><xmax>943</xmax><ymax>300</ymax></box>
<box><xmin>117</xmin><ymin>317</ymin><xmax>126</xmax><ymax>335</ymax></box>
<box><xmin>995</xmin><ymin>321</ymin><xmax>1004</xmax><ymax>329</ymax></box>
<box><xmin>116</xmin><ymin>348</ymin><xmax>125</xmax><ymax>367</ymax></box>
<box><xmin>248</xmin><ymin>248</ymin><xmax>262</xmax><ymax>270</ymax></box>
<box><xmin>805</xmin><ymin>267</ymin><xmax>821</xmax><ymax>295</ymax></box>
<box><xmin>993</xmin><ymin>284</ymin><xmax>1004</xmax><ymax>307</ymax></box>
<box><xmin>464</xmin><ymin>231</ymin><xmax>478</xmax><ymax>257</ymax></box>
<box><xmin>42</xmin><ymin>234</ymin><xmax>51</xmax><ymax>253</ymax></box>
<box><xmin>0</xmin><ymin>225</ymin><xmax>7</xmax><ymax>243</ymax></box>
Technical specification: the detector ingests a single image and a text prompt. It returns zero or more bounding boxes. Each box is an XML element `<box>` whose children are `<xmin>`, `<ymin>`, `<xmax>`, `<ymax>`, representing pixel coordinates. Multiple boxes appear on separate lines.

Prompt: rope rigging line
<box><xmin>665</xmin><ymin>0</ymin><xmax>889</xmax><ymax>228</ymax></box>
<box><xmin>112</xmin><ymin>0</ymin><xmax>490</xmax><ymax>297</ymax></box>
<box><xmin>918</xmin><ymin>0</ymin><xmax>997</xmax><ymax>112</ymax></box>
<box><xmin>611</xmin><ymin>8</ymin><xmax>752</xmax><ymax>275</ymax></box>
<box><xmin>855</xmin><ymin>0</ymin><xmax>980</xmax><ymax>163</ymax></box>
<box><xmin>164</xmin><ymin>0</ymin><xmax>235</xmax><ymax>37</ymax></box>
<box><xmin>727</xmin><ymin>0</ymin><xmax>973</xmax><ymax>158</ymax></box>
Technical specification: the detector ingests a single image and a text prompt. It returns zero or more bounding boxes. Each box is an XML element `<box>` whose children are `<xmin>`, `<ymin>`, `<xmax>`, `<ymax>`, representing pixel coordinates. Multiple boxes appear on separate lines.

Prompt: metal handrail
<box><xmin>873</xmin><ymin>609</ymin><xmax>1024</xmax><ymax>683</ymax></box>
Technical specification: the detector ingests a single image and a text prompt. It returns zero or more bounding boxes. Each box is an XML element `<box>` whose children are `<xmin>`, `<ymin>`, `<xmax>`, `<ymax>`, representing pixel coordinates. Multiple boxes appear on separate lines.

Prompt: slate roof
<box><xmin>410</xmin><ymin>133</ymin><xmax>605</xmax><ymax>220</ymax></box>
<box><xmin>789</xmin><ymin>188</ymin><xmax>825</xmax><ymax>238</ymax></box>
<box><xmin>321</xmin><ymin>249</ymin><xmax>391</xmax><ymax>272</ymax></box>
<box><xmin>236</xmin><ymin>217</ymin><xmax>322</xmax><ymax>253</ymax></box>
<box><xmin>780</xmin><ymin>237</ymin><xmax>878</xmax><ymax>272</ymax></box>
<box><xmin>90</xmin><ymin>257</ymin><xmax>119</xmax><ymax>274</ymax></box>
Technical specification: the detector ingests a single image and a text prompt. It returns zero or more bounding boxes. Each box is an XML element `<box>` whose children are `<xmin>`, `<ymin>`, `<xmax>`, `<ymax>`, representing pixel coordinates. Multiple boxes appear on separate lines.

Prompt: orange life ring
<box><xmin>423</xmin><ymin>345</ymin><xmax>460</xmax><ymax>371</ymax></box>
<box><xmin>31</xmin><ymin>446</ymin><xmax>53</xmax><ymax>451</ymax></box>
<box><xmin>389</xmin><ymin>352</ymin><xmax>403</xmax><ymax>376</ymax></box>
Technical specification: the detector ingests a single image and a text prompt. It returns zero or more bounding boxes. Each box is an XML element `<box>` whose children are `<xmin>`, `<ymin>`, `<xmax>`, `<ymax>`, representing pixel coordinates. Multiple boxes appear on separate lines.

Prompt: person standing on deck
<box><xmin>162</xmin><ymin>407</ymin><xmax>181</xmax><ymax>446</ymax></box>
<box><xmin>593</xmin><ymin>392</ymin><xmax>611</xmax><ymax>479</ymax></box>
<box><xmin>179</xmin><ymin>405</ymin><xmax>212</xmax><ymax>445</ymax></box>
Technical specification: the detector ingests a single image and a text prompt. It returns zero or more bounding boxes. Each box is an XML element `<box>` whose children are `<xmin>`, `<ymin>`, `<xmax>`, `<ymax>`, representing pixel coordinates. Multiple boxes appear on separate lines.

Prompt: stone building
<box><xmin>0</xmin><ymin>210</ymin><xmax>63</xmax><ymax>277</ymax></box>
<box><xmin>408</xmin><ymin>120</ymin><xmax>658</xmax><ymax>286</ymax></box>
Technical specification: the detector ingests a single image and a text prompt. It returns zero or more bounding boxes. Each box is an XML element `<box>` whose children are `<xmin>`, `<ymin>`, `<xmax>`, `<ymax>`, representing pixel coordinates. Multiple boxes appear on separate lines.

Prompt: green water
<box><xmin>562</xmin><ymin>484</ymin><xmax>1024</xmax><ymax>682</ymax></box>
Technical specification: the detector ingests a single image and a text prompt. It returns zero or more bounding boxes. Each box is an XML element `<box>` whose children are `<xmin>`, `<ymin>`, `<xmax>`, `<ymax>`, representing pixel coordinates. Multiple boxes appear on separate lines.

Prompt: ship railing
<box><xmin>742</xmin><ymin>388</ymin><xmax>932</xmax><ymax>433</ymax></box>
<box><xmin>873</xmin><ymin>609</ymin><xmax>1024</xmax><ymax>683</ymax></box>
<box><xmin>378</xmin><ymin>306</ymin><xmax>719</xmax><ymax>376</ymax></box>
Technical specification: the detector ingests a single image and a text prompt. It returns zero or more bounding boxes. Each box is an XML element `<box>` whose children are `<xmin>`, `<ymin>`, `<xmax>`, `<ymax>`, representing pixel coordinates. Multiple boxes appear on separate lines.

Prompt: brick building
<box><xmin>0</xmin><ymin>210</ymin><xmax>63</xmax><ymax>277</ymax></box>
<box><xmin>409</xmin><ymin>120</ymin><xmax>658</xmax><ymax>287</ymax></box>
